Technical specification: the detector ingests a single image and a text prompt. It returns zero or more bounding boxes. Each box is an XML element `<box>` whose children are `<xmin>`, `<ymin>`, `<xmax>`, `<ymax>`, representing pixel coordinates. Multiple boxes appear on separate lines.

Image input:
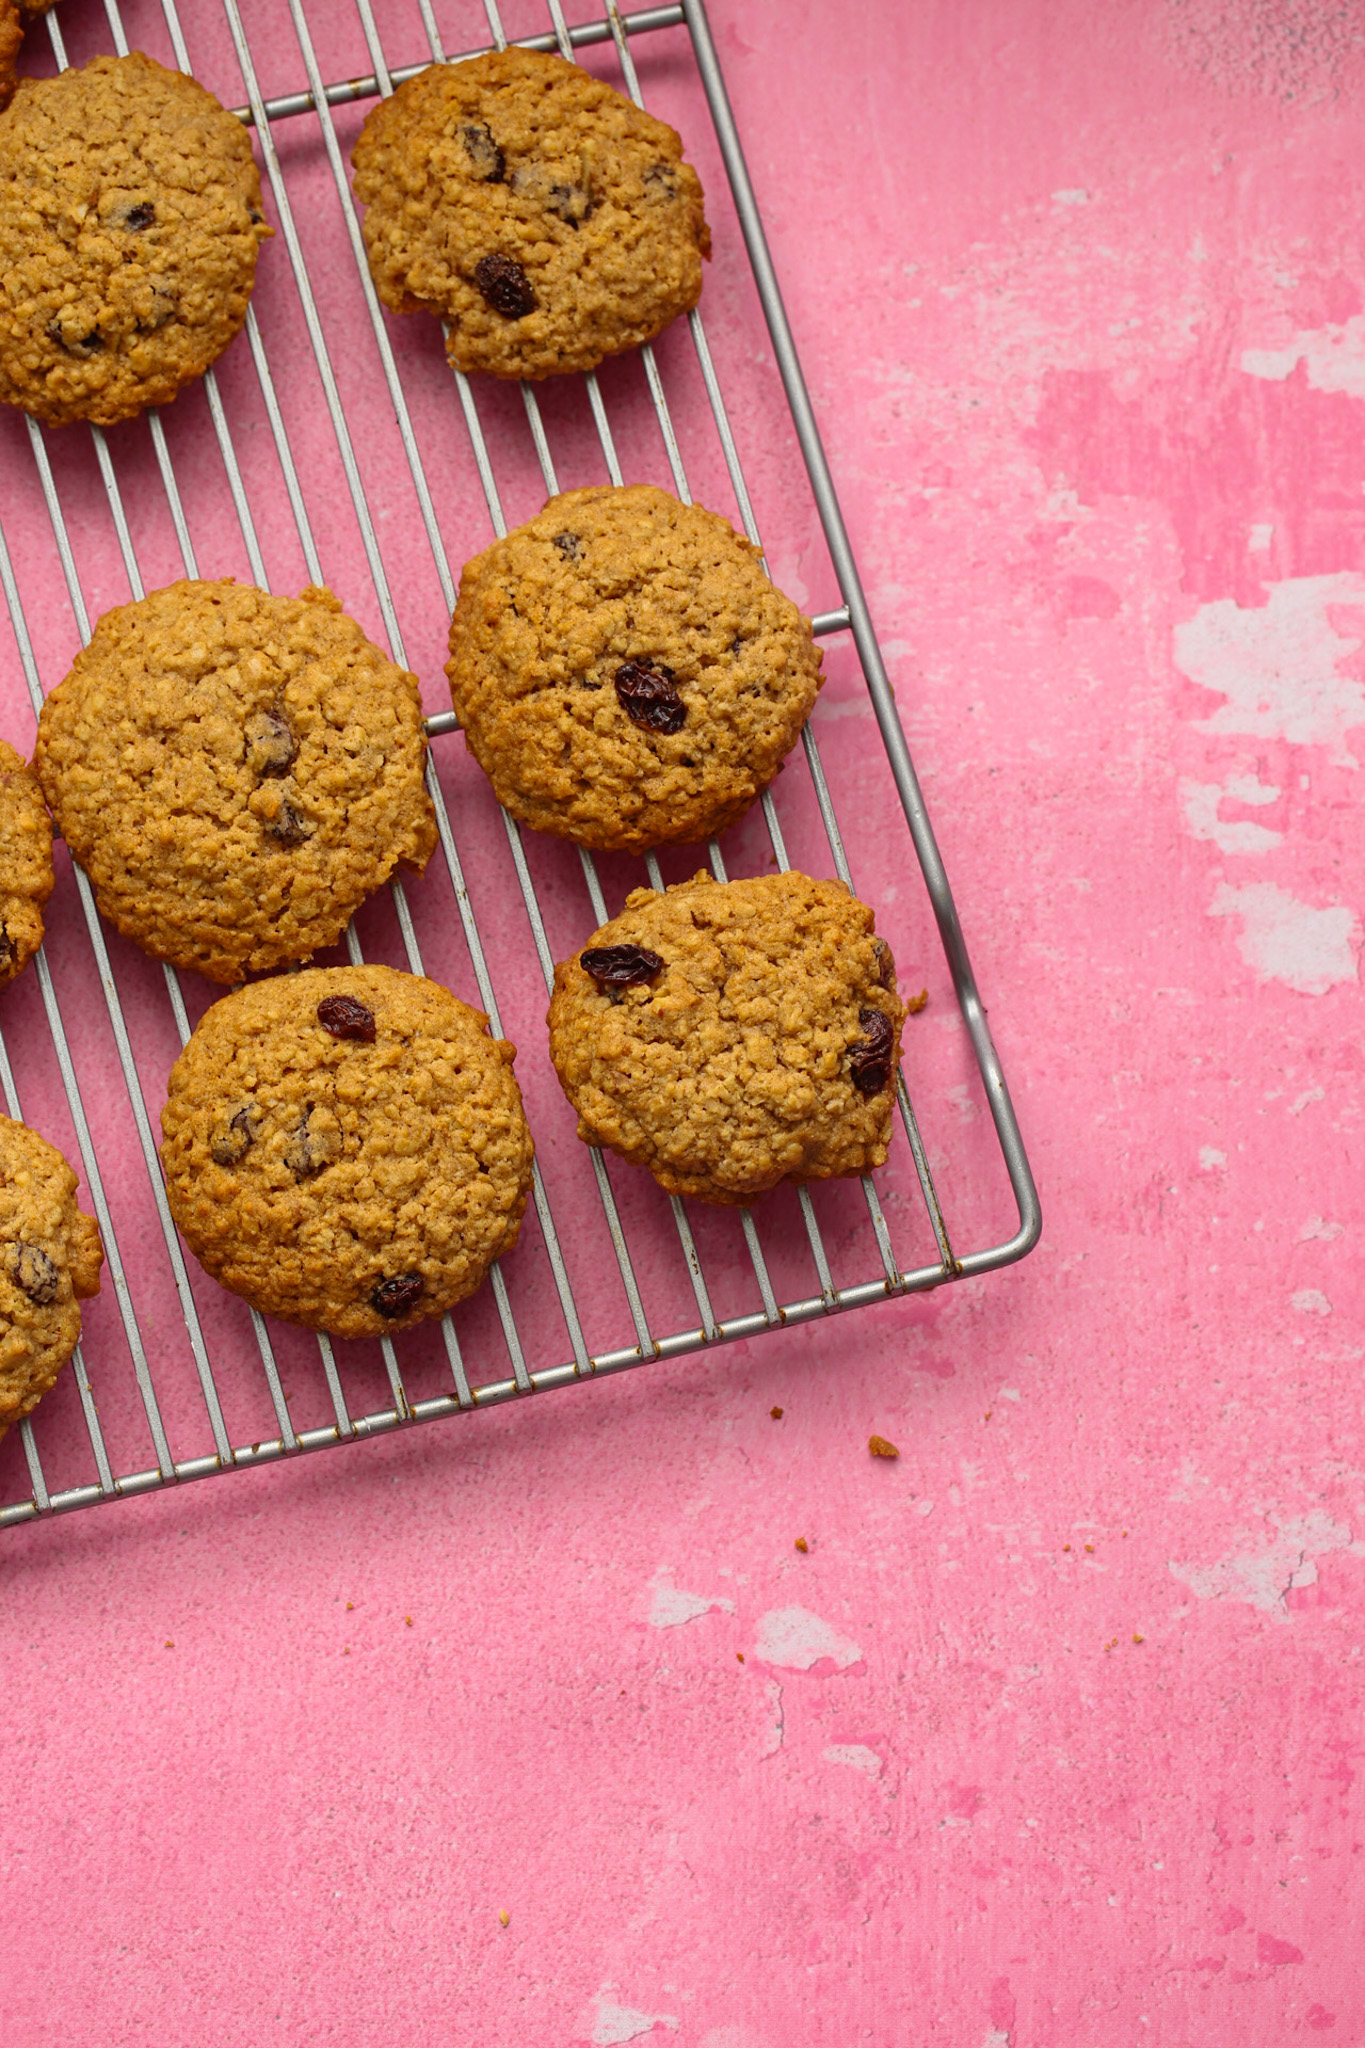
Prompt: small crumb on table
<box><xmin>868</xmin><ymin>1434</ymin><xmax>899</xmax><ymax>1458</ymax></box>
<box><xmin>770</xmin><ymin>1405</ymin><xmax>784</xmax><ymax>1419</ymax></box>
<box><xmin>794</xmin><ymin>1537</ymin><xmax>809</xmax><ymax>1553</ymax></box>
<box><xmin>906</xmin><ymin>988</ymin><xmax>929</xmax><ymax>1014</ymax></box>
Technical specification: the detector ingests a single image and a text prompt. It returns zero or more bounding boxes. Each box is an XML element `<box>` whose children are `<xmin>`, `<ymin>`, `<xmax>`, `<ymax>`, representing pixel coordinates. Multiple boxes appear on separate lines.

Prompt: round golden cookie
<box><xmin>160</xmin><ymin>965</ymin><xmax>535</xmax><ymax>1340</ymax></box>
<box><xmin>446</xmin><ymin>485</ymin><xmax>823</xmax><ymax>852</ymax></box>
<box><xmin>35</xmin><ymin>579</ymin><xmax>438</xmax><ymax>984</ymax></box>
<box><xmin>547</xmin><ymin>871</ymin><xmax>905</xmax><ymax>1205</ymax></box>
<box><xmin>351</xmin><ymin>48</ymin><xmax>709</xmax><ymax>381</ymax></box>
<box><xmin>0</xmin><ymin>1113</ymin><xmax>102</xmax><ymax>1445</ymax></box>
<box><xmin>0</xmin><ymin>739</ymin><xmax>53</xmax><ymax>988</ymax></box>
<box><xmin>0</xmin><ymin>51</ymin><xmax>271</xmax><ymax>428</ymax></box>
<box><xmin>0</xmin><ymin>3</ymin><xmax>21</xmax><ymax>120</ymax></box>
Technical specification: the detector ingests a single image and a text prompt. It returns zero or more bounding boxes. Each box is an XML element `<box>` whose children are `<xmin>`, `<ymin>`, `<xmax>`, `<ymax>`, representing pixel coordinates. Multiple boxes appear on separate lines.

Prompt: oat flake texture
<box><xmin>0</xmin><ymin>739</ymin><xmax>53</xmax><ymax>989</ymax></box>
<box><xmin>548</xmin><ymin>871</ymin><xmax>906</xmax><ymax>1205</ymax></box>
<box><xmin>0</xmin><ymin>51</ymin><xmax>271</xmax><ymax>426</ymax></box>
<box><xmin>160</xmin><ymin>966</ymin><xmax>535</xmax><ymax>1340</ymax></box>
<box><xmin>0</xmin><ymin>1114</ymin><xmax>103</xmax><ymax>1445</ymax></box>
<box><xmin>351</xmin><ymin>48</ymin><xmax>709</xmax><ymax>381</ymax></box>
<box><xmin>447</xmin><ymin>484</ymin><xmax>823</xmax><ymax>852</ymax></box>
<box><xmin>35</xmin><ymin>579</ymin><xmax>437</xmax><ymax>984</ymax></box>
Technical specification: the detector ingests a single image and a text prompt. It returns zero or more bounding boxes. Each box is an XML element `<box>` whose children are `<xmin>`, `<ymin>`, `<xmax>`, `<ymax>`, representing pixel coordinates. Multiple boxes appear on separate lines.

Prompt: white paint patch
<box><xmin>1174</xmin><ymin>573</ymin><xmax>1365</xmax><ymax>764</ymax></box>
<box><xmin>981</xmin><ymin>2032</ymin><xmax>1013</xmax><ymax>2048</ymax></box>
<box><xmin>1169</xmin><ymin>1510</ymin><xmax>1357</xmax><ymax>1620</ymax></box>
<box><xmin>1180</xmin><ymin>776</ymin><xmax>1282</xmax><ymax>855</ymax></box>
<box><xmin>823</xmin><ymin>1743</ymin><xmax>883</xmax><ymax>1777</ymax></box>
<box><xmin>1209</xmin><ymin>881</ymin><xmax>1358</xmax><ymax>995</ymax></box>
<box><xmin>753</xmin><ymin>1605</ymin><xmax>862</xmax><ymax>1671</ymax></box>
<box><xmin>1242</xmin><ymin>314</ymin><xmax>1365</xmax><ymax>400</ymax></box>
<box><xmin>648</xmin><ymin>1573</ymin><xmax>735</xmax><ymax>1629</ymax></box>
<box><xmin>1051</xmin><ymin>188</ymin><xmax>1090</xmax><ymax>204</ymax></box>
<box><xmin>1288</xmin><ymin>1087</ymin><xmax>1325</xmax><ymax>1115</ymax></box>
<box><xmin>1249</xmin><ymin>522</ymin><xmax>1274</xmax><ymax>551</ymax></box>
<box><xmin>1199</xmin><ymin>1146</ymin><xmax>1228</xmax><ymax>1169</ymax></box>
<box><xmin>1300</xmin><ymin>1215</ymin><xmax>1344</xmax><ymax>1241</ymax></box>
<box><xmin>1292</xmin><ymin>1289</ymin><xmax>1332</xmax><ymax>1316</ymax></box>
<box><xmin>592</xmin><ymin>1999</ymin><xmax>680</xmax><ymax>2044</ymax></box>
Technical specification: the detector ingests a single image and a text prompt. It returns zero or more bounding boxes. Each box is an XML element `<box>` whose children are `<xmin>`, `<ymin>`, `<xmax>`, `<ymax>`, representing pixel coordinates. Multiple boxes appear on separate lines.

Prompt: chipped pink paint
<box><xmin>2</xmin><ymin>0</ymin><xmax>1364</xmax><ymax>2041</ymax></box>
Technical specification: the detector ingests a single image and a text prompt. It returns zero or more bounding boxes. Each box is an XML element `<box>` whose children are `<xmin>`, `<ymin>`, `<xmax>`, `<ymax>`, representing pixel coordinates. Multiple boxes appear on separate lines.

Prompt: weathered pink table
<box><xmin>2</xmin><ymin>0</ymin><xmax>1362</xmax><ymax>2040</ymax></box>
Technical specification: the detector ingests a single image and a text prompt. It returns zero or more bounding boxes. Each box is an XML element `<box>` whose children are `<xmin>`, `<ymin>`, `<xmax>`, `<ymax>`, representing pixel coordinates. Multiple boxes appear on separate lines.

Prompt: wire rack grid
<box><xmin>0</xmin><ymin>0</ymin><xmax>1040</xmax><ymax>1530</ymax></box>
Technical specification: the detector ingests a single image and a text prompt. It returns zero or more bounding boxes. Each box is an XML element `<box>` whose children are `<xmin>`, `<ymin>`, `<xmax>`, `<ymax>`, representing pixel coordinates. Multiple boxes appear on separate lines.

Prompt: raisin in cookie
<box><xmin>351</xmin><ymin>48</ymin><xmax>708</xmax><ymax>381</ymax></box>
<box><xmin>36</xmin><ymin>579</ymin><xmax>437</xmax><ymax>984</ymax></box>
<box><xmin>0</xmin><ymin>740</ymin><xmax>53</xmax><ymax>988</ymax></box>
<box><xmin>547</xmin><ymin>871</ymin><xmax>905</xmax><ymax>1205</ymax></box>
<box><xmin>447</xmin><ymin>485</ymin><xmax>822</xmax><ymax>851</ymax></box>
<box><xmin>0</xmin><ymin>1114</ymin><xmax>103</xmax><ymax>1445</ymax></box>
<box><xmin>160</xmin><ymin>966</ymin><xmax>534</xmax><ymax>1340</ymax></box>
<box><xmin>0</xmin><ymin>51</ymin><xmax>271</xmax><ymax>427</ymax></box>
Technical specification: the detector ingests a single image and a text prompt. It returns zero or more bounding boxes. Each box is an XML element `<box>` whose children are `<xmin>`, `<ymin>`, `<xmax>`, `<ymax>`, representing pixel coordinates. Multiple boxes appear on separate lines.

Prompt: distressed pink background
<box><xmin>3</xmin><ymin>0</ymin><xmax>1364</xmax><ymax>2041</ymax></box>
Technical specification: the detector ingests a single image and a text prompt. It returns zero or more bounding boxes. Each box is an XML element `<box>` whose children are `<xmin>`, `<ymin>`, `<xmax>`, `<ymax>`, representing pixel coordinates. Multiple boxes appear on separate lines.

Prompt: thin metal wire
<box><xmin>0</xmin><ymin>0</ymin><xmax>1038</xmax><ymax>1529</ymax></box>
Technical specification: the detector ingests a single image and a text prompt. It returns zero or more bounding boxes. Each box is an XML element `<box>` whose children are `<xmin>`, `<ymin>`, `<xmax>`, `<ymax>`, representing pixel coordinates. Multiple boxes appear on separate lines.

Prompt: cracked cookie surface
<box><xmin>351</xmin><ymin>48</ymin><xmax>708</xmax><ymax>380</ymax></box>
<box><xmin>547</xmin><ymin>871</ymin><xmax>905</xmax><ymax>1205</ymax></box>
<box><xmin>35</xmin><ymin>579</ymin><xmax>437</xmax><ymax>983</ymax></box>
<box><xmin>447</xmin><ymin>485</ymin><xmax>822</xmax><ymax>851</ymax></box>
<box><xmin>0</xmin><ymin>51</ymin><xmax>271</xmax><ymax>426</ymax></box>
<box><xmin>160</xmin><ymin>965</ymin><xmax>535</xmax><ymax>1339</ymax></box>
<box><xmin>0</xmin><ymin>1113</ymin><xmax>103</xmax><ymax>1445</ymax></box>
<box><xmin>0</xmin><ymin>739</ymin><xmax>53</xmax><ymax>989</ymax></box>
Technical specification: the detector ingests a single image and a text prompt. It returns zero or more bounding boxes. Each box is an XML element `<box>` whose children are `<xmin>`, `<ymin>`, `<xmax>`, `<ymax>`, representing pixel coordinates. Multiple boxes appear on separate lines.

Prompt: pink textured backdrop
<box><xmin>3</xmin><ymin>0</ymin><xmax>1364</xmax><ymax>2041</ymax></box>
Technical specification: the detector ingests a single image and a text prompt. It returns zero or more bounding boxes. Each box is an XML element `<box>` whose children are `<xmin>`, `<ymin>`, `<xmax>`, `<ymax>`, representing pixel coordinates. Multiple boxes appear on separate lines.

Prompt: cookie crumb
<box><xmin>1133</xmin><ymin>1633</ymin><xmax>1144</xmax><ymax>1645</ymax></box>
<box><xmin>1085</xmin><ymin>1544</ymin><xmax>1094</xmax><ymax>1553</ymax></box>
<box><xmin>906</xmin><ymin>988</ymin><xmax>929</xmax><ymax>1014</ymax></box>
<box><xmin>164</xmin><ymin>1639</ymin><xmax>174</xmax><ymax>1649</ymax></box>
<box><xmin>794</xmin><ymin>1537</ymin><xmax>808</xmax><ymax>1553</ymax></box>
<box><xmin>868</xmin><ymin>1434</ymin><xmax>899</xmax><ymax>1459</ymax></box>
<box><xmin>346</xmin><ymin>1601</ymin><xmax>354</xmax><ymax>1611</ymax></box>
<box><xmin>770</xmin><ymin>1405</ymin><xmax>784</xmax><ymax>1419</ymax></box>
<box><xmin>498</xmin><ymin>1910</ymin><xmax>510</xmax><ymax>1928</ymax></box>
<box><xmin>736</xmin><ymin>1652</ymin><xmax>744</xmax><ymax>1663</ymax></box>
<box><xmin>404</xmin><ymin>1615</ymin><xmax>413</xmax><ymax>1626</ymax></box>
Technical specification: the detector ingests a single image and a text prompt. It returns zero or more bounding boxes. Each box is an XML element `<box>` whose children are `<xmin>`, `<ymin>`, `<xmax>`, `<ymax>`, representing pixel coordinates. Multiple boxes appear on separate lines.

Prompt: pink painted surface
<box><xmin>2</xmin><ymin>0</ymin><xmax>1363</xmax><ymax>2040</ymax></box>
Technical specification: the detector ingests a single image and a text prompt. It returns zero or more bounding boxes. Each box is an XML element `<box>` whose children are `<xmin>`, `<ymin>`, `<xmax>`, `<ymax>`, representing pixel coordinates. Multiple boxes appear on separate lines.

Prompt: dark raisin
<box><xmin>552</xmin><ymin>531</ymin><xmax>583</xmax><ymax>562</ymax></box>
<box><xmin>849</xmin><ymin>1007</ymin><xmax>895</xmax><ymax>1095</ymax></box>
<box><xmin>581</xmin><ymin>944</ymin><xmax>665</xmax><ymax>991</ymax></box>
<box><xmin>245</xmin><ymin>709</ymin><xmax>297</xmax><ymax>778</ymax></box>
<box><xmin>317</xmin><ymin>995</ymin><xmax>376</xmax><ymax>1042</ymax></box>
<box><xmin>871</xmin><ymin>937</ymin><xmax>896</xmax><ymax>989</ymax></box>
<box><xmin>123</xmin><ymin>202</ymin><xmax>156</xmax><ymax>231</ymax></box>
<box><xmin>474</xmin><ymin>253</ymin><xmax>537</xmax><ymax>319</ymax></box>
<box><xmin>0</xmin><ymin>928</ymin><xmax>12</xmax><ymax>969</ymax></box>
<box><xmin>265</xmin><ymin>801</ymin><xmax>312</xmax><ymax>847</ymax></box>
<box><xmin>371</xmin><ymin>1272</ymin><xmax>424</xmax><ymax>1319</ymax></box>
<box><xmin>46</xmin><ymin>321</ymin><xmax>103</xmax><ymax>356</ymax></box>
<box><xmin>643</xmin><ymin>162</ymin><xmax>679</xmax><ymax>198</ymax></box>
<box><xmin>210</xmin><ymin>1104</ymin><xmax>258</xmax><ymax>1168</ymax></box>
<box><xmin>615</xmin><ymin>660</ymin><xmax>686</xmax><ymax>735</ymax></box>
<box><xmin>10</xmin><ymin>1243</ymin><xmax>59</xmax><ymax>1305</ymax></box>
<box><xmin>544</xmin><ymin>181</ymin><xmax>592</xmax><ymax>227</ymax></box>
<box><xmin>283</xmin><ymin>1105</ymin><xmax>340</xmax><ymax>1180</ymax></box>
<box><xmin>249</xmin><ymin>209</ymin><xmax>265</xmax><ymax>225</ymax></box>
<box><xmin>461</xmin><ymin>122</ymin><xmax>506</xmax><ymax>183</ymax></box>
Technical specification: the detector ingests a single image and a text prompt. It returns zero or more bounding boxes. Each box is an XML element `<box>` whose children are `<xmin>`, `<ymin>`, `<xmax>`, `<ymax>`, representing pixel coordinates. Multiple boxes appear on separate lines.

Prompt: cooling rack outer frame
<box><xmin>0</xmin><ymin>0</ymin><xmax>1040</xmax><ymax>1532</ymax></box>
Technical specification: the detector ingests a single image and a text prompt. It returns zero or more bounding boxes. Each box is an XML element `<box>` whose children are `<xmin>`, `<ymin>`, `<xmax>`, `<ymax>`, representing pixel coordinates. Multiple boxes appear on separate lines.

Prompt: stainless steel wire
<box><xmin>0</xmin><ymin>0</ymin><xmax>1039</xmax><ymax>1529</ymax></box>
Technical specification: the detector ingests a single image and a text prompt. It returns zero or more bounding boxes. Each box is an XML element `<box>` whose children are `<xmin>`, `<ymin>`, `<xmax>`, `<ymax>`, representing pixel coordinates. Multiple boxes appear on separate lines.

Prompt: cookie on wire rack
<box><xmin>0</xmin><ymin>2</ymin><xmax>20</xmax><ymax>116</ymax></box>
<box><xmin>160</xmin><ymin>966</ymin><xmax>535</xmax><ymax>1341</ymax></box>
<box><xmin>0</xmin><ymin>1113</ymin><xmax>103</xmax><ymax>1447</ymax></box>
<box><xmin>35</xmin><ymin>579</ymin><xmax>437</xmax><ymax>984</ymax></box>
<box><xmin>547</xmin><ymin>871</ymin><xmax>906</xmax><ymax>1206</ymax></box>
<box><xmin>0</xmin><ymin>739</ymin><xmax>53</xmax><ymax>989</ymax></box>
<box><xmin>0</xmin><ymin>51</ymin><xmax>271</xmax><ymax>427</ymax></box>
<box><xmin>446</xmin><ymin>484</ymin><xmax>823</xmax><ymax>852</ymax></box>
<box><xmin>351</xmin><ymin>47</ymin><xmax>709</xmax><ymax>381</ymax></box>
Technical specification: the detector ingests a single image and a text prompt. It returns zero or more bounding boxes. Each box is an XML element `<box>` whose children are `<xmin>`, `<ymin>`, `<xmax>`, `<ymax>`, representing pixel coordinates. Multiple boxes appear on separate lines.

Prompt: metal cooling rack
<box><xmin>0</xmin><ymin>0</ymin><xmax>1040</xmax><ymax>1529</ymax></box>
